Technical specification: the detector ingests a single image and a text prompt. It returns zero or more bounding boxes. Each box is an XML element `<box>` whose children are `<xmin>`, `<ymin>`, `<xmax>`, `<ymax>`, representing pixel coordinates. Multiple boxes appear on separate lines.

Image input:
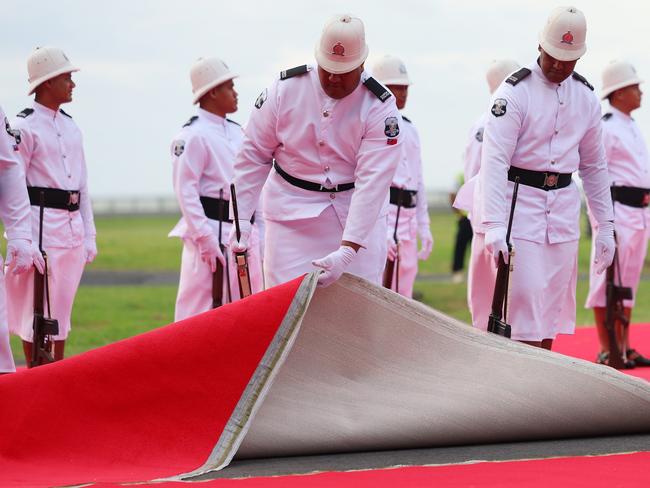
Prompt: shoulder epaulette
<box><xmin>402</xmin><ymin>115</ymin><xmax>412</xmax><ymax>124</ymax></box>
<box><xmin>505</xmin><ymin>68</ymin><xmax>532</xmax><ymax>86</ymax></box>
<box><xmin>602</xmin><ymin>113</ymin><xmax>613</xmax><ymax>121</ymax></box>
<box><xmin>59</xmin><ymin>109</ymin><xmax>72</xmax><ymax>118</ymax></box>
<box><xmin>17</xmin><ymin>108</ymin><xmax>34</xmax><ymax>118</ymax></box>
<box><xmin>182</xmin><ymin>115</ymin><xmax>198</xmax><ymax>127</ymax></box>
<box><xmin>280</xmin><ymin>65</ymin><xmax>309</xmax><ymax>80</ymax></box>
<box><xmin>226</xmin><ymin>118</ymin><xmax>241</xmax><ymax>126</ymax></box>
<box><xmin>572</xmin><ymin>72</ymin><xmax>594</xmax><ymax>91</ymax></box>
<box><xmin>363</xmin><ymin>77</ymin><xmax>392</xmax><ymax>103</ymax></box>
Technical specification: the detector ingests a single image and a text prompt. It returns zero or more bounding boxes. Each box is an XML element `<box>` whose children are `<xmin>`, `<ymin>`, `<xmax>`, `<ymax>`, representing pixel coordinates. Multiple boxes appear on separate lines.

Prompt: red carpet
<box><xmin>94</xmin><ymin>452</ymin><xmax>650</xmax><ymax>487</ymax></box>
<box><xmin>1</xmin><ymin>284</ymin><xmax>648</xmax><ymax>487</ymax></box>
<box><xmin>554</xmin><ymin>323</ymin><xmax>650</xmax><ymax>381</ymax></box>
<box><xmin>0</xmin><ymin>277</ymin><xmax>305</xmax><ymax>488</ymax></box>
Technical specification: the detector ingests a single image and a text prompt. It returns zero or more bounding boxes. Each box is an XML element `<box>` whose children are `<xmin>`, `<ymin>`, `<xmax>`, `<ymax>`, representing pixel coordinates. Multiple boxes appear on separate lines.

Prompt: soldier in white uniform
<box><xmin>480</xmin><ymin>7</ymin><xmax>615</xmax><ymax>349</ymax></box>
<box><xmin>169</xmin><ymin>57</ymin><xmax>263</xmax><ymax>321</ymax></box>
<box><xmin>230</xmin><ymin>15</ymin><xmax>402</xmax><ymax>287</ymax></box>
<box><xmin>372</xmin><ymin>55</ymin><xmax>432</xmax><ymax>298</ymax></box>
<box><xmin>0</xmin><ymin>106</ymin><xmax>43</xmax><ymax>373</ymax></box>
<box><xmin>7</xmin><ymin>47</ymin><xmax>97</xmax><ymax>364</ymax></box>
<box><xmin>585</xmin><ymin>60</ymin><xmax>650</xmax><ymax>367</ymax></box>
<box><xmin>456</xmin><ymin>59</ymin><xmax>520</xmax><ymax>328</ymax></box>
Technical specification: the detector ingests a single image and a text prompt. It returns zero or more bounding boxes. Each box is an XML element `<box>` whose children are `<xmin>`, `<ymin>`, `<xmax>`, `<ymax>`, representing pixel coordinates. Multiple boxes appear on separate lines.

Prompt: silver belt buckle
<box><xmin>68</xmin><ymin>191</ymin><xmax>79</xmax><ymax>206</ymax></box>
<box><xmin>543</xmin><ymin>173</ymin><xmax>558</xmax><ymax>188</ymax></box>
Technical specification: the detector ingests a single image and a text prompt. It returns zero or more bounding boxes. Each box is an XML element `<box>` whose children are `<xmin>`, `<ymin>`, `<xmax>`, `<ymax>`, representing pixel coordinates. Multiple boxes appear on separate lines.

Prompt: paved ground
<box><xmin>190</xmin><ymin>434</ymin><xmax>650</xmax><ymax>480</ymax></box>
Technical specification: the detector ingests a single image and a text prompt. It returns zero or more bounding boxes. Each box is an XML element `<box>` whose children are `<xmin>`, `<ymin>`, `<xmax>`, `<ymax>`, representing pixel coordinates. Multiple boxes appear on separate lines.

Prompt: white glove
<box><xmin>228</xmin><ymin>219</ymin><xmax>252</xmax><ymax>253</ymax></box>
<box><xmin>418</xmin><ymin>227</ymin><xmax>434</xmax><ymax>261</ymax></box>
<box><xmin>594</xmin><ymin>221</ymin><xmax>615</xmax><ymax>275</ymax></box>
<box><xmin>196</xmin><ymin>233</ymin><xmax>225</xmax><ymax>273</ymax></box>
<box><xmin>32</xmin><ymin>243</ymin><xmax>45</xmax><ymax>274</ymax></box>
<box><xmin>387</xmin><ymin>238</ymin><xmax>398</xmax><ymax>261</ymax></box>
<box><xmin>312</xmin><ymin>245</ymin><xmax>356</xmax><ymax>287</ymax></box>
<box><xmin>5</xmin><ymin>239</ymin><xmax>36</xmax><ymax>275</ymax></box>
<box><xmin>84</xmin><ymin>237</ymin><xmax>98</xmax><ymax>264</ymax></box>
<box><xmin>484</xmin><ymin>224</ymin><xmax>510</xmax><ymax>267</ymax></box>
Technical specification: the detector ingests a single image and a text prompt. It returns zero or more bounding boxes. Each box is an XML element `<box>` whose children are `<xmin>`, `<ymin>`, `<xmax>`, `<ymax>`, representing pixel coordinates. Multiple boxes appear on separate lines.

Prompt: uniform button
<box><xmin>330</xmin><ymin>193</ymin><xmax>335</xmax><ymax>200</ymax></box>
<box><xmin>559</xmin><ymin>101</ymin><xmax>564</xmax><ymax>105</ymax></box>
<box><xmin>318</xmin><ymin>140</ymin><xmax>325</xmax><ymax>146</ymax></box>
<box><xmin>551</xmin><ymin>160</ymin><xmax>556</xmax><ymax>165</ymax></box>
<box><xmin>546</xmin><ymin>209</ymin><xmax>551</xmax><ymax>214</ymax></box>
<box><xmin>554</xmin><ymin>129</ymin><xmax>559</xmax><ymax>134</ymax></box>
<box><xmin>323</xmin><ymin>110</ymin><xmax>330</xmax><ymax>118</ymax></box>
<box><xmin>57</xmin><ymin>133</ymin><xmax>62</xmax><ymax>137</ymax></box>
<box><xmin>324</xmin><ymin>165</ymin><xmax>330</xmax><ymax>172</ymax></box>
<box><xmin>62</xmin><ymin>155</ymin><xmax>67</xmax><ymax>159</ymax></box>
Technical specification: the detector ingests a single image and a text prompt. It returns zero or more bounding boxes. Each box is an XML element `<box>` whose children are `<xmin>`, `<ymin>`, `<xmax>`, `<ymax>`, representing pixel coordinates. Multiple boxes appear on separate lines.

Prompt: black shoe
<box><xmin>595</xmin><ymin>351</ymin><xmax>636</xmax><ymax>369</ymax></box>
<box><xmin>627</xmin><ymin>349</ymin><xmax>650</xmax><ymax>367</ymax></box>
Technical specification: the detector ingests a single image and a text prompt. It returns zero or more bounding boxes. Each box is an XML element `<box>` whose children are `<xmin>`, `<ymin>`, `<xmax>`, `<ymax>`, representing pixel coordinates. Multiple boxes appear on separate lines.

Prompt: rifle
<box><xmin>230</xmin><ymin>183</ymin><xmax>252</xmax><ymax>298</ymax></box>
<box><xmin>487</xmin><ymin>176</ymin><xmax>519</xmax><ymax>338</ymax></box>
<box><xmin>382</xmin><ymin>195</ymin><xmax>402</xmax><ymax>291</ymax></box>
<box><xmin>31</xmin><ymin>190</ymin><xmax>59</xmax><ymax>367</ymax></box>
<box><xmin>603</xmin><ymin>233</ymin><xmax>632</xmax><ymax>369</ymax></box>
<box><xmin>211</xmin><ymin>189</ymin><xmax>225</xmax><ymax>308</ymax></box>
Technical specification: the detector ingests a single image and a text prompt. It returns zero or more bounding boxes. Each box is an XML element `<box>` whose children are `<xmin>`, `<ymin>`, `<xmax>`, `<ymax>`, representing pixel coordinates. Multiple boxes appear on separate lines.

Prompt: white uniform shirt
<box><xmin>11</xmin><ymin>102</ymin><xmax>95</xmax><ymax>248</ymax></box>
<box><xmin>1</xmin><ymin>107</ymin><xmax>32</xmax><ymax>242</ymax></box>
<box><xmin>463</xmin><ymin>112</ymin><xmax>488</xmax><ymax>183</ymax></box>
<box><xmin>234</xmin><ymin>65</ymin><xmax>401</xmax><ymax>246</ymax></box>
<box><xmin>602</xmin><ymin>107</ymin><xmax>650</xmax><ymax>230</ymax></box>
<box><xmin>389</xmin><ymin>115</ymin><xmax>429</xmax><ymax>240</ymax></box>
<box><xmin>169</xmin><ymin>109</ymin><xmax>243</xmax><ymax>241</ymax></box>
<box><xmin>481</xmin><ymin>62</ymin><xmax>613</xmax><ymax>244</ymax></box>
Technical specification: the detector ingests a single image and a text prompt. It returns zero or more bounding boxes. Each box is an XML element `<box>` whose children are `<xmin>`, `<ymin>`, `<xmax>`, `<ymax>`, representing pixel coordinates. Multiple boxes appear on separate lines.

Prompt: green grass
<box><xmin>92</xmin><ymin>215</ymin><xmax>182</xmax><ymax>271</ymax></box>
<box><xmin>10</xmin><ymin>285</ymin><xmax>177</xmax><ymax>361</ymax></box>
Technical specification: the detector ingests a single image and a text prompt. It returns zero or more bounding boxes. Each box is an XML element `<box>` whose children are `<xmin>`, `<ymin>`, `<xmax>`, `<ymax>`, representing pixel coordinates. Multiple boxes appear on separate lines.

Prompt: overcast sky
<box><xmin>1</xmin><ymin>0</ymin><xmax>649</xmax><ymax>197</ymax></box>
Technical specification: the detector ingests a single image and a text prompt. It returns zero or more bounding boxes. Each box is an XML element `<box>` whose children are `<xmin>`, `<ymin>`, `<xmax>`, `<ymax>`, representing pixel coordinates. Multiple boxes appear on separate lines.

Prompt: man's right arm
<box><xmin>2</xmin><ymin>115</ymin><xmax>33</xmax><ymax>242</ymax></box>
<box><xmin>232</xmin><ymin>81</ymin><xmax>281</xmax><ymax>222</ymax></box>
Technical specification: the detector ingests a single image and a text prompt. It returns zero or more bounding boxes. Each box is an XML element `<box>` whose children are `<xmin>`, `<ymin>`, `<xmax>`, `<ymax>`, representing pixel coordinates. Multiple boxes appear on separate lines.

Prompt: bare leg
<box><xmin>22</xmin><ymin>340</ymin><xmax>33</xmax><ymax>368</ymax></box>
<box><xmin>593</xmin><ymin>307</ymin><xmax>609</xmax><ymax>353</ymax></box>
<box><xmin>54</xmin><ymin>340</ymin><xmax>65</xmax><ymax>361</ymax></box>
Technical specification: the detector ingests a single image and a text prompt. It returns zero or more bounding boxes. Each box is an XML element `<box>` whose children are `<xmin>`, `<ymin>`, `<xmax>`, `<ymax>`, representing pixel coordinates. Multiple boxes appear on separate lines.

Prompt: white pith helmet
<box><xmin>486</xmin><ymin>59</ymin><xmax>520</xmax><ymax>94</ymax></box>
<box><xmin>601</xmin><ymin>60</ymin><xmax>643</xmax><ymax>100</ymax></box>
<box><xmin>538</xmin><ymin>6</ymin><xmax>587</xmax><ymax>62</ymax></box>
<box><xmin>372</xmin><ymin>55</ymin><xmax>411</xmax><ymax>86</ymax></box>
<box><xmin>27</xmin><ymin>46</ymin><xmax>79</xmax><ymax>95</ymax></box>
<box><xmin>314</xmin><ymin>14</ymin><xmax>369</xmax><ymax>74</ymax></box>
<box><xmin>190</xmin><ymin>57</ymin><xmax>237</xmax><ymax>104</ymax></box>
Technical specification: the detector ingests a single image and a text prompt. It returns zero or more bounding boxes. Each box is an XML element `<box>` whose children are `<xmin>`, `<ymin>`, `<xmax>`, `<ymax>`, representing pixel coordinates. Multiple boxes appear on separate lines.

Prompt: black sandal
<box><xmin>595</xmin><ymin>351</ymin><xmax>636</xmax><ymax>369</ymax></box>
<box><xmin>627</xmin><ymin>349</ymin><xmax>650</xmax><ymax>367</ymax></box>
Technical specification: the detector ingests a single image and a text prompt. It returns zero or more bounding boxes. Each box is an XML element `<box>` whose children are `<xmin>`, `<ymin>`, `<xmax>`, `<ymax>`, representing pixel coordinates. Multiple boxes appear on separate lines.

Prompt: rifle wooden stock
<box><xmin>486</xmin><ymin>176</ymin><xmax>519</xmax><ymax>338</ymax></box>
<box><xmin>31</xmin><ymin>190</ymin><xmax>58</xmax><ymax>367</ymax></box>
<box><xmin>212</xmin><ymin>258</ymin><xmax>224</xmax><ymax>308</ymax></box>
<box><xmin>230</xmin><ymin>183</ymin><xmax>252</xmax><ymax>299</ymax></box>
<box><xmin>383</xmin><ymin>191</ymin><xmax>402</xmax><ymax>291</ymax></box>
<box><xmin>487</xmin><ymin>252</ymin><xmax>512</xmax><ymax>338</ymax></box>
<box><xmin>212</xmin><ymin>189</ymin><xmax>225</xmax><ymax>308</ymax></box>
<box><xmin>31</xmin><ymin>258</ymin><xmax>58</xmax><ymax>367</ymax></box>
<box><xmin>235</xmin><ymin>252</ymin><xmax>252</xmax><ymax>298</ymax></box>
<box><xmin>603</xmin><ymin>250</ymin><xmax>633</xmax><ymax>369</ymax></box>
<box><xmin>383</xmin><ymin>258</ymin><xmax>396</xmax><ymax>289</ymax></box>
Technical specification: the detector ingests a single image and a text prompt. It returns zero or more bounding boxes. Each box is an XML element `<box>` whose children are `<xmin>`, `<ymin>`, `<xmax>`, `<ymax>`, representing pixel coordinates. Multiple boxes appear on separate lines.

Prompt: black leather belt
<box><xmin>508</xmin><ymin>166</ymin><xmax>572</xmax><ymax>191</ymax></box>
<box><xmin>389</xmin><ymin>187</ymin><xmax>418</xmax><ymax>208</ymax></box>
<box><xmin>274</xmin><ymin>161</ymin><xmax>354</xmax><ymax>192</ymax></box>
<box><xmin>199</xmin><ymin>196</ymin><xmax>255</xmax><ymax>224</ymax></box>
<box><xmin>27</xmin><ymin>186</ymin><xmax>80</xmax><ymax>211</ymax></box>
<box><xmin>611</xmin><ymin>186</ymin><xmax>650</xmax><ymax>208</ymax></box>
